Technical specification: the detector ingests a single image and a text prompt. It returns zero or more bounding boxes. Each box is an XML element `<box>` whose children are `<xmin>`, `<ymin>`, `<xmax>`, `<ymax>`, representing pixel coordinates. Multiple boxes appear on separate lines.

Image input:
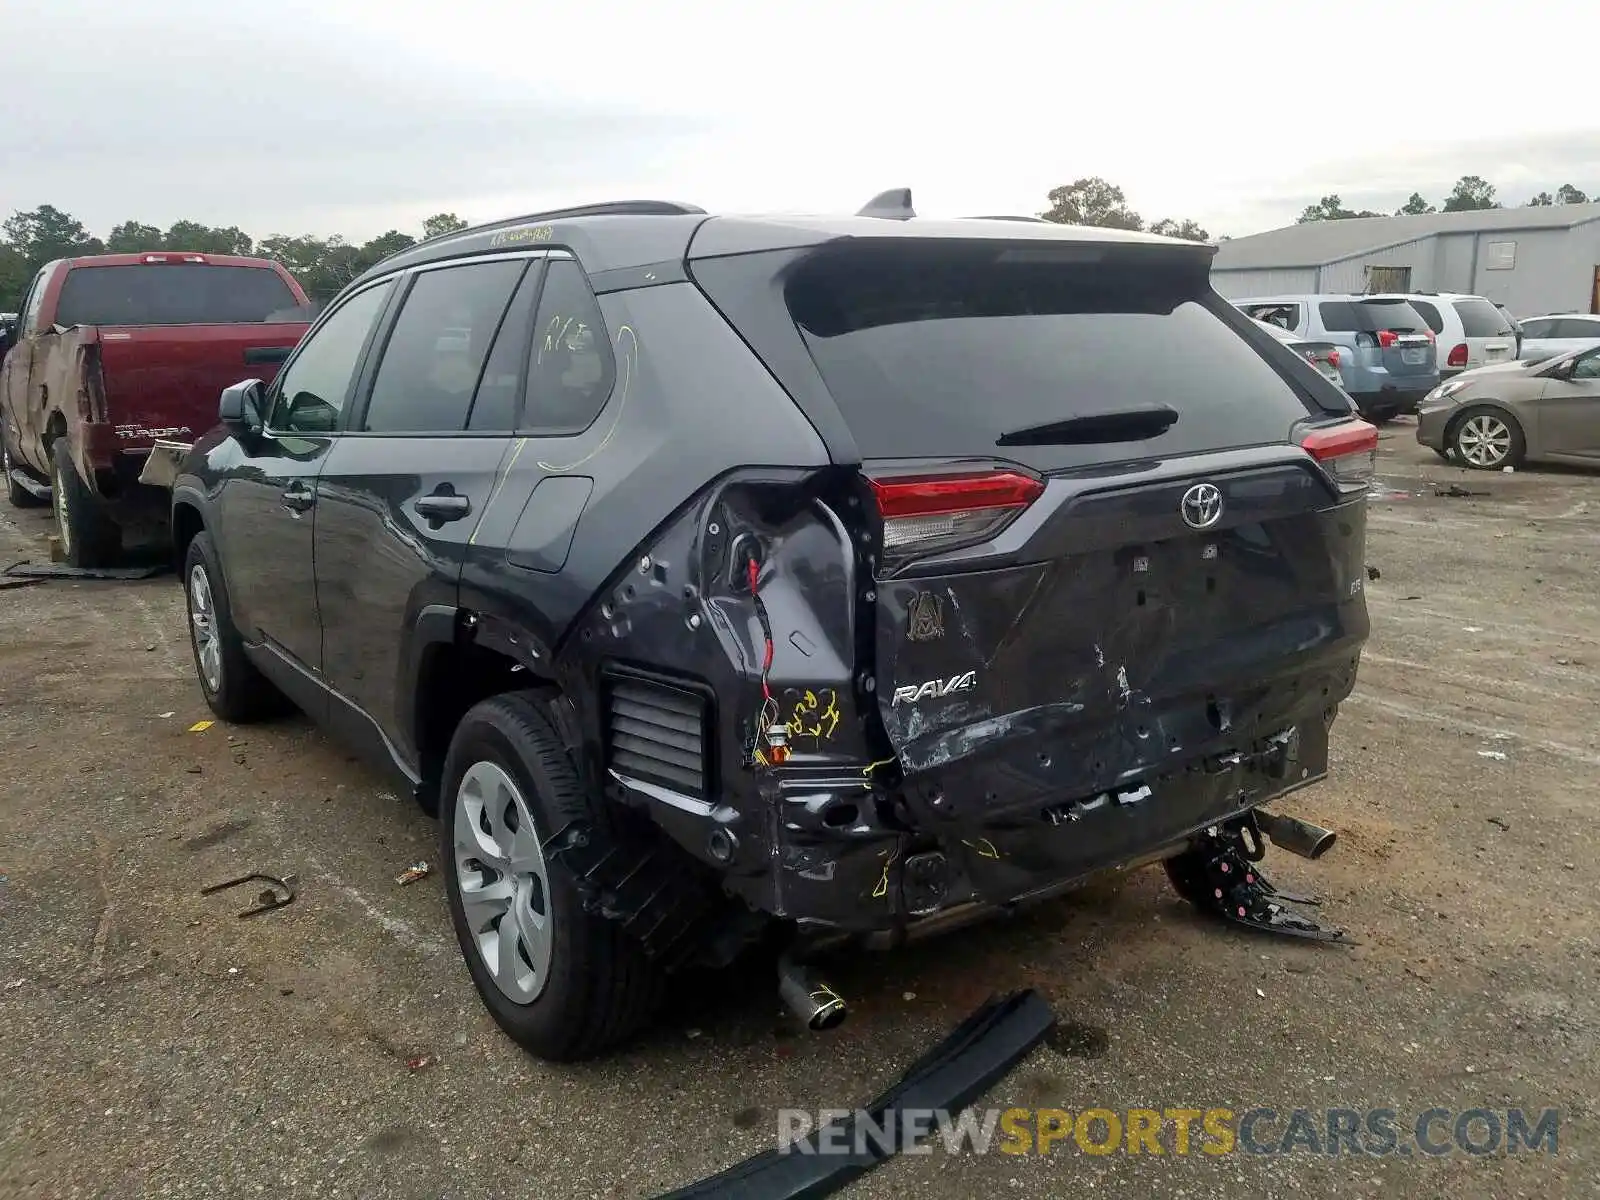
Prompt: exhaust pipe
<box><xmin>778</xmin><ymin>953</ymin><xmax>848</xmax><ymax>1031</ymax></box>
<box><xmin>1257</xmin><ymin>811</ymin><xmax>1337</xmax><ymax>860</ymax></box>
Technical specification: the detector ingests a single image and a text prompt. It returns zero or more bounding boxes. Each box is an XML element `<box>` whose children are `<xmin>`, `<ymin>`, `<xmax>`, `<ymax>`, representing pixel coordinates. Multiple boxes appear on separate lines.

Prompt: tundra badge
<box><xmin>891</xmin><ymin>670</ymin><xmax>977</xmax><ymax>706</ymax></box>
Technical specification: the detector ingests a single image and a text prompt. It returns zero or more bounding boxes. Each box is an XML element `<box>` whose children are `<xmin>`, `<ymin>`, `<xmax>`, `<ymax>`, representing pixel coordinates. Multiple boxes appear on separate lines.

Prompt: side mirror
<box><xmin>219</xmin><ymin>379</ymin><xmax>265</xmax><ymax>437</ymax></box>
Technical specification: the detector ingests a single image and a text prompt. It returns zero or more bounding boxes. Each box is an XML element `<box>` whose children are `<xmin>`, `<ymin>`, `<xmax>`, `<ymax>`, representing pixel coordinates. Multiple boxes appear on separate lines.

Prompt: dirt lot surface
<box><xmin>2</xmin><ymin>424</ymin><xmax>1596</xmax><ymax>1199</ymax></box>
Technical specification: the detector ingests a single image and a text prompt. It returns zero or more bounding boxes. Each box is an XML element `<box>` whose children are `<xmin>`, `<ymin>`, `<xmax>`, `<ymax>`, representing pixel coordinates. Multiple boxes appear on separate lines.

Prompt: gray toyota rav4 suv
<box><xmin>171</xmin><ymin>193</ymin><xmax>1375</xmax><ymax>1061</ymax></box>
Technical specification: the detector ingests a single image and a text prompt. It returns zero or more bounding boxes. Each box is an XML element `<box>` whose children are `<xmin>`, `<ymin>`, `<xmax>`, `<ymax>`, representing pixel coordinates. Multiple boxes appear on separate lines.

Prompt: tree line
<box><xmin>1039</xmin><ymin>178</ymin><xmax>1210</xmax><ymax>241</ymax></box>
<box><xmin>0</xmin><ymin>206</ymin><xmax>470</xmax><ymax>313</ymax></box>
<box><xmin>1299</xmin><ymin>176</ymin><xmax>1592</xmax><ymax>223</ymax></box>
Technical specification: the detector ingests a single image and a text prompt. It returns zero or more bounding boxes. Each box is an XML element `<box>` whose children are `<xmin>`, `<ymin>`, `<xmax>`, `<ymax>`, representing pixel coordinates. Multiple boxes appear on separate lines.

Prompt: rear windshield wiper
<box><xmin>996</xmin><ymin>405</ymin><xmax>1179</xmax><ymax>447</ymax></box>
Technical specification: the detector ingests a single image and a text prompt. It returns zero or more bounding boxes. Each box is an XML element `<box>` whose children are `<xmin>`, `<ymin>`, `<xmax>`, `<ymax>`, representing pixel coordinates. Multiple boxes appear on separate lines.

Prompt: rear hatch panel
<box><xmin>689</xmin><ymin>226</ymin><xmax>1371</xmax><ymax>897</ymax></box>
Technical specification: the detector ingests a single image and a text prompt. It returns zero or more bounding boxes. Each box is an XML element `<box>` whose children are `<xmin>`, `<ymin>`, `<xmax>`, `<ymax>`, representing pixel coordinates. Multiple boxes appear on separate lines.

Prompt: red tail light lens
<box><xmin>1301</xmin><ymin>420</ymin><xmax>1378</xmax><ymax>494</ymax></box>
<box><xmin>869</xmin><ymin>470</ymin><xmax>1044</xmax><ymax>555</ymax></box>
<box><xmin>1326</xmin><ymin>349</ymin><xmax>1341</xmax><ymax>368</ymax></box>
<box><xmin>1376</xmin><ymin>330</ymin><xmax>1399</xmax><ymax>348</ymax></box>
<box><xmin>1447</xmin><ymin>343</ymin><xmax>1468</xmax><ymax>367</ymax></box>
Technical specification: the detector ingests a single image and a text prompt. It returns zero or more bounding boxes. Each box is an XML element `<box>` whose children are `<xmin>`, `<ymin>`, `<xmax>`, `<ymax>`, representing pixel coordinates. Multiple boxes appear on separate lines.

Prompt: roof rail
<box><xmin>964</xmin><ymin>214</ymin><xmax>1050</xmax><ymax>223</ymax></box>
<box><xmin>503</xmin><ymin>200</ymin><xmax>706</xmax><ymax>222</ymax></box>
<box><xmin>857</xmin><ymin>188</ymin><xmax>916</xmax><ymax>221</ymax></box>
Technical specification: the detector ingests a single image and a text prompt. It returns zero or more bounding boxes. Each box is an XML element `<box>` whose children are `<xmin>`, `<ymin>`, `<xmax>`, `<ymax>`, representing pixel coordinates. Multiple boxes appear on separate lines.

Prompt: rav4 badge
<box><xmin>891</xmin><ymin>670</ymin><xmax>978</xmax><ymax>706</ymax></box>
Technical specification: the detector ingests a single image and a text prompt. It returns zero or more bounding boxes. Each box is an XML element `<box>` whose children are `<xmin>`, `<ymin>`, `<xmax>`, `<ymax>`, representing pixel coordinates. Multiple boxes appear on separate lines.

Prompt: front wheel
<box><xmin>441</xmin><ymin>691</ymin><xmax>663</xmax><ymax>1062</ymax></box>
<box><xmin>1450</xmin><ymin>407</ymin><xmax>1525</xmax><ymax>471</ymax></box>
<box><xmin>183</xmin><ymin>531</ymin><xmax>289</xmax><ymax>722</ymax></box>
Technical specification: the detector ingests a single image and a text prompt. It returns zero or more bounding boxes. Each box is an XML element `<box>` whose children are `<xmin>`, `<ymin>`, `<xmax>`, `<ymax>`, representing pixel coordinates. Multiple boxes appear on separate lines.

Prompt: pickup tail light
<box><xmin>1301</xmin><ymin>420</ymin><xmax>1378</xmax><ymax>494</ymax></box>
<box><xmin>869</xmin><ymin>470</ymin><xmax>1044</xmax><ymax>555</ymax></box>
<box><xmin>1447</xmin><ymin>342</ymin><xmax>1469</xmax><ymax>367</ymax></box>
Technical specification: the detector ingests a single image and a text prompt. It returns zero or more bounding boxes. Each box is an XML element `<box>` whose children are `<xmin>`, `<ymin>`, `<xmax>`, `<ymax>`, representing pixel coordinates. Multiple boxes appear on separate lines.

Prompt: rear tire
<box><xmin>1449</xmin><ymin>406</ymin><xmax>1525</xmax><ymax>471</ymax></box>
<box><xmin>50</xmin><ymin>439</ymin><xmax>121</xmax><ymax>567</ymax></box>
<box><xmin>3</xmin><ymin>436</ymin><xmax>46</xmax><ymax>508</ymax></box>
<box><xmin>183</xmin><ymin>530</ymin><xmax>289</xmax><ymax>722</ymax></box>
<box><xmin>441</xmin><ymin>691</ymin><xmax>664</xmax><ymax>1062</ymax></box>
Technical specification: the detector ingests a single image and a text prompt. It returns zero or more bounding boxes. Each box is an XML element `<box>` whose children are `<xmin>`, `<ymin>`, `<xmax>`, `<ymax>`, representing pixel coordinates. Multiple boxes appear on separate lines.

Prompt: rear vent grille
<box><xmin>605</xmin><ymin>674</ymin><xmax>709</xmax><ymax>800</ymax></box>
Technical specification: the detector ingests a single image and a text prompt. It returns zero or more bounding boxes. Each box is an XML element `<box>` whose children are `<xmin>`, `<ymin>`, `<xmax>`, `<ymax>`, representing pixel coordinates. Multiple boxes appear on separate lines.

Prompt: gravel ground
<box><xmin>2</xmin><ymin>424</ymin><xmax>1596</xmax><ymax>1199</ymax></box>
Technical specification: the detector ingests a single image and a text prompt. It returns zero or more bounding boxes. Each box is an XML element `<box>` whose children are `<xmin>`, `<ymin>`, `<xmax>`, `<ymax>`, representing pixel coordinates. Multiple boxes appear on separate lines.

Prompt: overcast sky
<box><xmin>3</xmin><ymin>0</ymin><xmax>1596</xmax><ymax>244</ymax></box>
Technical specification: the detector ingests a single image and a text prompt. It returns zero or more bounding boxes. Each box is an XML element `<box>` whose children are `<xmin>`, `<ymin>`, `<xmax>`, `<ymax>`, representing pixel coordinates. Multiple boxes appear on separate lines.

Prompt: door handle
<box><xmin>413</xmin><ymin>486</ymin><xmax>471</xmax><ymax>524</ymax></box>
<box><xmin>281</xmin><ymin>483</ymin><xmax>314</xmax><ymax>513</ymax></box>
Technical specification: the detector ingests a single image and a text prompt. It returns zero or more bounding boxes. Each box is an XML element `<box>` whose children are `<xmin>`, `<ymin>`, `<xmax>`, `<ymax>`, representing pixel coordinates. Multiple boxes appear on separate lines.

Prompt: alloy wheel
<box><xmin>453</xmin><ymin>760</ymin><xmax>554</xmax><ymax>1004</ymax></box>
<box><xmin>188</xmin><ymin>564</ymin><xmax>223</xmax><ymax>693</ymax></box>
<box><xmin>1456</xmin><ymin>414</ymin><xmax>1513</xmax><ymax>468</ymax></box>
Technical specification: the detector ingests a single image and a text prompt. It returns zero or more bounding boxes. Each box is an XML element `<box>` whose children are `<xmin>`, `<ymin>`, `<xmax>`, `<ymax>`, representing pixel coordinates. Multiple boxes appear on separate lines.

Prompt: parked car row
<box><xmin>1238</xmin><ymin>294</ymin><xmax>1441</xmax><ymax>422</ymax></box>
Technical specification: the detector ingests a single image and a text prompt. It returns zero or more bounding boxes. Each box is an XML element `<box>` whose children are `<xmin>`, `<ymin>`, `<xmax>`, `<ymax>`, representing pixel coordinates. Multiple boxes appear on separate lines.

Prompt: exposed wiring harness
<box><xmin>747</xmin><ymin>555</ymin><xmax>784</xmax><ymax>766</ymax></box>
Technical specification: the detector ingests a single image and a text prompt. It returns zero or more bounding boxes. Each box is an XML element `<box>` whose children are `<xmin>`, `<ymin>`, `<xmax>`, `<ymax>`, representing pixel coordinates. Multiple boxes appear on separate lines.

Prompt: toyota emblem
<box><xmin>1180</xmin><ymin>483</ymin><xmax>1224</xmax><ymax>530</ymax></box>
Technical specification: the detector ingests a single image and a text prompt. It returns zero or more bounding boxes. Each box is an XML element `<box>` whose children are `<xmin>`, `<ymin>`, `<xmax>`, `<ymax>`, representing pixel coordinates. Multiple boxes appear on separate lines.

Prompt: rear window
<box><xmin>1452</xmin><ymin>298</ymin><xmax>1512</xmax><ymax>338</ymax></box>
<box><xmin>782</xmin><ymin>244</ymin><xmax>1319</xmax><ymax>470</ymax></box>
<box><xmin>1318</xmin><ymin>299</ymin><xmax>1430</xmax><ymax>334</ymax></box>
<box><xmin>54</xmin><ymin>263</ymin><xmax>300</xmax><ymax>327</ymax></box>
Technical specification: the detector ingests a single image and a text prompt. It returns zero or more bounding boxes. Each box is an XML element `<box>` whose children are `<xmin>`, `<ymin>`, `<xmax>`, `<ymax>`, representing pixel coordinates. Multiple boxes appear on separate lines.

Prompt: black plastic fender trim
<box><xmin>650</xmin><ymin>989</ymin><xmax>1056</xmax><ymax>1199</ymax></box>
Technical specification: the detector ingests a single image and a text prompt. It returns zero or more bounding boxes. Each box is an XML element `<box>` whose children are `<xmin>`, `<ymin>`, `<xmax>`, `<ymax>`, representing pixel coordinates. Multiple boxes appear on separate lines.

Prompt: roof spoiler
<box><xmin>964</xmin><ymin>215</ymin><xmax>1051</xmax><ymax>223</ymax></box>
<box><xmin>856</xmin><ymin>188</ymin><xmax>916</xmax><ymax>221</ymax></box>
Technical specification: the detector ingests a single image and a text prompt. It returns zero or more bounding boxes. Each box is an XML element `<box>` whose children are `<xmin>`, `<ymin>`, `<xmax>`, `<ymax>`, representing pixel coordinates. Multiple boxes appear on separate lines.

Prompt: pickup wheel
<box><xmin>49</xmin><ymin>439</ymin><xmax>121</xmax><ymax>567</ymax></box>
<box><xmin>183</xmin><ymin>530</ymin><xmax>288</xmax><ymax>722</ymax></box>
<box><xmin>440</xmin><ymin>691</ymin><xmax>664</xmax><ymax>1062</ymax></box>
<box><xmin>3</xmin><ymin>438</ymin><xmax>46</xmax><ymax>508</ymax></box>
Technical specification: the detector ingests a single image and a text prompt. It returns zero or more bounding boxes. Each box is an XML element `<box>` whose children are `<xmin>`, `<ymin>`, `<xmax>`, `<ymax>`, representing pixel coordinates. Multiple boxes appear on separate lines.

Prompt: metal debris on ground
<box><xmin>1435</xmin><ymin>484</ymin><xmax>1489</xmax><ymax>498</ymax></box>
<box><xmin>1</xmin><ymin>560</ymin><xmax>170</xmax><ymax>582</ymax></box>
<box><xmin>395</xmin><ymin>861</ymin><xmax>430</xmax><ymax>886</ymax></box>
<box><xmin>201</xmin><ymin>872</ymin><xmax>297</xmax><ymax>918</ymax></box>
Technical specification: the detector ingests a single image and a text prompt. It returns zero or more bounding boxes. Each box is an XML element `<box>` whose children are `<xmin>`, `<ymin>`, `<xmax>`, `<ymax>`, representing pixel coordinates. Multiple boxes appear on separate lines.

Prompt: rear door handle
<box><xmin>413</xmin><ymin>487</ymin><xmax>471</xmax><ymax>524</ymax></box>
<box><xmin>281</xmin><ymin>483</ymin><xmax>314</xmax><ymax>513</ymax></box>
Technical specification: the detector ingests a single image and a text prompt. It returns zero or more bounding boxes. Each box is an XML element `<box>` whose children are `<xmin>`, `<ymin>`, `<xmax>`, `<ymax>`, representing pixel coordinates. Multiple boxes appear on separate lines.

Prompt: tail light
<box><xmin>1301</xmin><ymin>420</ymin><xmax>1378</xmax><ymax>494</ymax></box>
<box><xmin>869</xmin><ymin>469</ymin><xmax>1043</xmax><ymax>555</ymax></box>
<box><xmin>1376</xmin><ymin>330</ymin><xmax>1399</xmax><ymax>348</ymax></box>
<box><xmin>1447</xmin><ymin>343</ymin><xmax>1468</xmax><ymax>367</ymax></box>
<box><xmin>1326</xmin><ymin>349</ymin><xmax>1341</xmax><ymax>368</ymax></box>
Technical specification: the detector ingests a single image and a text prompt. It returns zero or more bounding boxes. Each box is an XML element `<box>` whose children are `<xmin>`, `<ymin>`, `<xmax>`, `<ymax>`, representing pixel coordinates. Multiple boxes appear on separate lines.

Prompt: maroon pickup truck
<box><xmin>1</xmin><ymin>252</ymin><xmax>311</xmax><ymax>566</ymax></box>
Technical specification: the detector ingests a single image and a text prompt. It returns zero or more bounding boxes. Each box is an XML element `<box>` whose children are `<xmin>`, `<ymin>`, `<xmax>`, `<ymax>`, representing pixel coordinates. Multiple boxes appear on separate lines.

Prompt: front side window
<box><xmin>523</xmin><ymin>259</ymin><xmax>615</xmax><ymax>434</ymax></box>
<box><xmin>270</xmin><ymin>281</ymin><xmax>393</xmax><ymax>434</ymax></box>
<box><xmin>1570</xmin><ymin>350</ymin><xmax>1600</xmax><ymax>381</ymax></box>
<box><xmin>1520</xmin><ymin>318</ymin><xmax>1556</xmax><ymax>339</ymax></box>
<box><xmin>21</xmin><ymin>264</ymin><xmax>56</xmax><ymax>334</ymax></box>
<box><xmin>363</xmin><ymin>261</ymin><xmax>526</xmax><ymax>433</ymax></box>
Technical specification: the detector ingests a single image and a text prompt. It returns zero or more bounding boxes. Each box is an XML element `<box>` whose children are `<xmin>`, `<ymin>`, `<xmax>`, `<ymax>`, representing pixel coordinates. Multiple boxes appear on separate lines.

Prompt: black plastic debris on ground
<box><xmin>1434</xmin><ymin>484</ymin><xmax>1489</xmax><ymax>498</ymax></box>
<box><xmin>3</xmin><ymin>560</ymin><xmax>170</xmax><ymax>582</ymax></box>
<box><xmin>652</xmin><ymin>989</ymin><xmax>1055</xmax><ymax>1200</ymax></box>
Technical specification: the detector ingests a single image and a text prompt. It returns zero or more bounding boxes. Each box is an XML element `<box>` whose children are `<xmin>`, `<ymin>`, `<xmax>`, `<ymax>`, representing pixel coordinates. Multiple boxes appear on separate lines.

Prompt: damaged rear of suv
<box><xmin>175</xmin><ymin>193</ymin><xmax>1372</xmax><ymax>1062</ymax></box>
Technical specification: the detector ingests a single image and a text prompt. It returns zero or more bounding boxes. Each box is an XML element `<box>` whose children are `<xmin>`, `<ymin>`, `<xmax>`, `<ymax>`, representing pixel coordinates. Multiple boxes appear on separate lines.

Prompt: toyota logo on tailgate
<box><xmin>1180</xmin><ymin>483</ymin><xmax>1223</xmax><ymax>530</ymax></box>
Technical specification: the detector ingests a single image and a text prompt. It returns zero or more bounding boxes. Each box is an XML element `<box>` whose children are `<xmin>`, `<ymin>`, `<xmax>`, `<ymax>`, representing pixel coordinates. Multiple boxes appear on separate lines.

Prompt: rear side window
<box><xmin>1318</xmin><ymin>299</ymin><xmax>1429</xmax><ymax>334</ymax></box>
<box><xmin>782</xmin><ymin>244</ymin><xmax>1318</xmax><ymax>472</ymax></box>
<box><xmin>1408</xmin><ymin>300</ymin><xmax>1445</xmax><ymax>334</ymax></box>
<box><xmin>54</xmin><ymin>263</ymin><xmax>299</xmax><ymax>326</ymax></box>
<box><xmin>1553</xmin><ymin>318</ymin><xmax>1600</xmax><ymax>339</ymax></box>
<box><xmin>523</xmin><ymin>259</ymin><xmax>615</xmax><ymax>435</ymax></box>
<box><xmin>364</xmin><ymin>261</ymin><xmax>525</xmax><ymax>433</ymax></box>
<box><xmin>1520</xmin><ymin>318</ymin><xmax>1557</xmax><ymax>338</ymax></box>
<box><xmin>1452</xmin><ymin>298</ymin><xmax>1512</xmax><ymax>338</ymax></box>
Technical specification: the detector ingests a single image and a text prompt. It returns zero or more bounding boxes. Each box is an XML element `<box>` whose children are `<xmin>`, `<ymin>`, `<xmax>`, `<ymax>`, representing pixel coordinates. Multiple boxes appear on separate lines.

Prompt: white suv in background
<box><xmin>1367</xmin><ymin>292</ymin><xmax>1517</xmax><ymax>379</ymax></box>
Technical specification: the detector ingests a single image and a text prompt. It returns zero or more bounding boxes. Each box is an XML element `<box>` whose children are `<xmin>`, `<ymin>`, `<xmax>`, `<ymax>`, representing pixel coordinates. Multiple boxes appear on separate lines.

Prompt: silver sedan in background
<box><xmin>1416</xmin><ymin>340</ymin><xmax>1600</xmax><ymax>470</ymax></box>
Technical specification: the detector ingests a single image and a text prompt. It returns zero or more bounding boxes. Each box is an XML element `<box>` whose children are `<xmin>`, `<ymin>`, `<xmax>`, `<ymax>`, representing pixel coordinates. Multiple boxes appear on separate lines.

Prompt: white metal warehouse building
<box><xmin>1210</xmin><ymin>203</ymin><xmax>1600</xmax><ymax>318</ymax></box>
